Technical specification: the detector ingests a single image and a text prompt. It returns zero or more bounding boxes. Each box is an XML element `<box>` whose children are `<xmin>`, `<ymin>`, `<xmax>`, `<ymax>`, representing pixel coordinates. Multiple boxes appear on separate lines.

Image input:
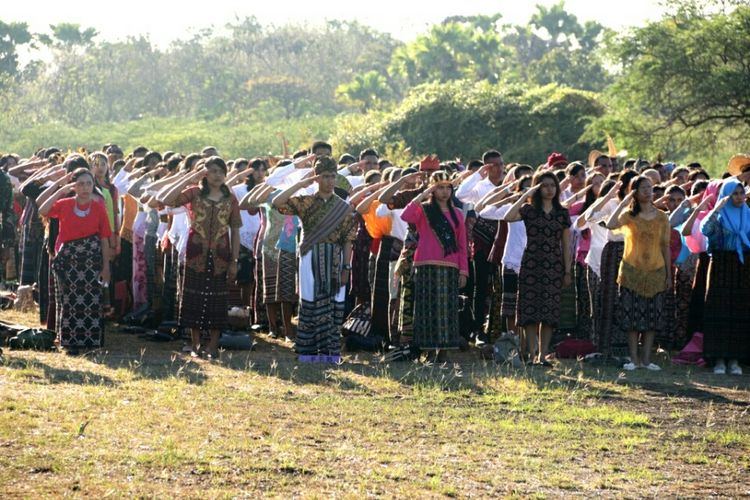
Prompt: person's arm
<box><xmin>502</xmin><ymin>184</ymin><xmax>539</xmax><ymax>222</ymax></box>
<box><xmin>455</xmin><ymin>210</ymin><xmax>469</xmax><ymax>289</ymax></box>
<box><xmin>584</xmin><ymin>181</ymin><xmax>621</xmax><ymax>222</ymax></box>
<box><xmin>699</xmin><ymin>196</ymin><xmax>729</xmax><ymax>239</ymax></box>
<box><xmin>475</xmin><ymin>183</ymin><xmax>515</xmax><ymax>213</ymax></box>
<box><xmin>378</xmin><ymin>172</ymin><xmax>421</xmax><ymax>204</ymax></box>
<box><xmin>271</xmin><ymin>174</ymin><xmax>318</xmax><ymax>209</ymax></box>
<box><xmin>605</xmin><ymin>191</ymin><xmax>634</xmax><ymax>229</ymax></box>
<box><xmin>562</xmin><ymin>227</ymin><xmax>572</xmax><ymax>287</ymax></box>
<box><xmin>38</xmin><ymin>179</ymin><xmax>76</xmax><ymax>217</ymax></box>
<box><xmin>682</xmin><ymin>195</ymin><xmax>713</xmax><ymax>236</ymax></box>
<box><xmin>340</xmin><ymin>241</ymin><xmax>353</xmax><ymax>287</ymax></box>
<box><xmin>354</xmin><ymin>182</ymin><xmax>388</xmax><ymax>214</ymax></box>
<box><xmin>455</xmin><ymin>166</ymin><xmax>489</xmax><ymax>203</ymax></box>
<box><xmin>562</xmin><ymin>184</ymin><xmax>593</xmax><ymax>209</ymax></box>
<box><xmin>160</xmin><ymin>167</ymin><xmax>205</xmax><ymax>206</ymax></box>
<box><xmin>228</xmin><ymin>227</ymin><xmax>240</xmax><ymax>282</ymax></box>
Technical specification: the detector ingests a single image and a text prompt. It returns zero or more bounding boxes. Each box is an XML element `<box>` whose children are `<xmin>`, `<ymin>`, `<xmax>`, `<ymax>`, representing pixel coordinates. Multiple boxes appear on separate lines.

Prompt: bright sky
<box><xmin>5</xmin><ymin>0</ymin><xmax>666</xmax><ymax>47</ymax></box>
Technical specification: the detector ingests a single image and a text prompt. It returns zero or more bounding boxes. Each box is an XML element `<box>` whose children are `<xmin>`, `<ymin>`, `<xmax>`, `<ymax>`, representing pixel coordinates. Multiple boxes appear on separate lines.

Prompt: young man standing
<box><xmin>273</xmin><ymin>156</ymin><xmax>357</xmax><ymax>363</ymax></box>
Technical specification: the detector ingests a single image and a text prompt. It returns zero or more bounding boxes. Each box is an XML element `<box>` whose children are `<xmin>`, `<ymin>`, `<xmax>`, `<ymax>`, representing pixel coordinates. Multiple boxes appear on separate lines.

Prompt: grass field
<box><xmin>1</xmin><ymin>309</ymin><xmax>749</xmax><ymax>498</ymax></box>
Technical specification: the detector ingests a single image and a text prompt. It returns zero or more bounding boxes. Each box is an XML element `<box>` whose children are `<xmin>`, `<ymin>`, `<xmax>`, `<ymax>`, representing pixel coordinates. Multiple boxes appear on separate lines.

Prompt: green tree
<box><xmin>335</xmin><ymin>70</ymin><xmax>392</xmax><ymax>112</ymax></box>
<box><xmin>587</xmin><ymin>3</ymin><xmax>750</xmax><ymax>159</ymax></box>
<box><xmin>0</xmin><ymin>20</ymin><xmax>32</xmax><ymax>80</ymax></box>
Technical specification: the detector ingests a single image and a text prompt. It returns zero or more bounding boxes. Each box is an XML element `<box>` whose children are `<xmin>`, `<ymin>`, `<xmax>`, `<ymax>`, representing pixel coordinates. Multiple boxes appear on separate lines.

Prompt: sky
<box><xmin>4</xmin><ymin>0</ymin><xmax>668</xmax><ymax>48</ymax></box>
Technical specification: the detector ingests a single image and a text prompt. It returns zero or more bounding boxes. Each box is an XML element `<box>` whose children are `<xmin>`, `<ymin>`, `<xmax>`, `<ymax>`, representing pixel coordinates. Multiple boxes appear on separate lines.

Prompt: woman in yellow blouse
<box><xmin>607</xmin><ymin>175</ymin><xmax>671</xmax><ymax>371</ymax></box>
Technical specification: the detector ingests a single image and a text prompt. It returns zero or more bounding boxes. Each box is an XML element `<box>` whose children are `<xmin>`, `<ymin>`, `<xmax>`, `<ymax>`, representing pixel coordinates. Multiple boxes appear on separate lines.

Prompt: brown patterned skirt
<box><xmin>179</xmin><ymin>252</ymin><xmax>229</xmax><ymax>331</ymax></box>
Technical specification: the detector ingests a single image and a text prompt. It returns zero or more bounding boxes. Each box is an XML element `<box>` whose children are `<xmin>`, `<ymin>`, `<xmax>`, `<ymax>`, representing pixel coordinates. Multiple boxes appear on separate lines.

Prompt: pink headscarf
<box><xmin>685</xmin><ymin>180</ymin><xmax>722</xmax><ymax>253</ymax></box>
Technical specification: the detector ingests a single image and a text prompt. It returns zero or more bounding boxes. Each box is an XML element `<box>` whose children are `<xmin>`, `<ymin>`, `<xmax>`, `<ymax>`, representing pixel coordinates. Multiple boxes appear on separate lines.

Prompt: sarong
<box><xmin>52</xmin><ymin>235</ymin><xmax>104</xmax><ymax>347</ymax></box>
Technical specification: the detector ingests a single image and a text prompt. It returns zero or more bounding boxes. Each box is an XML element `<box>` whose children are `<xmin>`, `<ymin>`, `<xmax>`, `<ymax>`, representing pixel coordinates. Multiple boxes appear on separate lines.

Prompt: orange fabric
<box><xmin>361</xmin><ymin>201</ymin><xmax>392</xmax><ymax>239</ymax></box>
<box><xmin>616</xmin><ymin>210</ymin><xmax>671</xmax><ymax>297</ymax></box>
<box><xmin>119</xmin><ymin>194</ymin><xmax>138</xmax><ymax>242</ymax></box>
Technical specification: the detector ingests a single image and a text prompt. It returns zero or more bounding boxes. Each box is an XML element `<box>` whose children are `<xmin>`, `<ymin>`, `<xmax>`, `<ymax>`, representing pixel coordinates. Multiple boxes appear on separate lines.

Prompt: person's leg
<box><xmin>627</xmin><ymin>331</ymin><xmax>640</xmax><ymax>366</ymax></box>
<box><xmin>525</xmin><ymin>323</ymin><xmax>539</xmax><ymax>363</ymax></box>
<box><xmin>280</xmin><ymin>301</ymin><xmax>295</xmax><ymax>341</ymax></box>
<box><xmin>539</xmin><ymin>324</ymin><xmax>553</xmax><ymax>361</ymax></box>
<box><xmin>265</xmin><ymin>302</ymin><xmax>280</xmax><ymax>338</ymax></box>
<box><xmin>640</xmin><ymin>330</ymin><xmax>656</xmax><ymax>367</ymax></box>
<box><xmin>190</xmin><ymin>328</ymin><xmax>201</xmax><ymax>354</ymax></box>
<box><xmin>206</xmin><ymin>329</ymin><xmax>220</xmax><ymax>356</ymax></box>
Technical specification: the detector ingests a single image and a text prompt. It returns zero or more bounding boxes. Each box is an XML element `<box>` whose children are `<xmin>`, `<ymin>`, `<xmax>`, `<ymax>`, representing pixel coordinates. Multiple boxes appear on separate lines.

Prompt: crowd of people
<box><xmin>1</xmin><ymin>142</ymin><xmax>748</xmax><ymax>372</ymax></box>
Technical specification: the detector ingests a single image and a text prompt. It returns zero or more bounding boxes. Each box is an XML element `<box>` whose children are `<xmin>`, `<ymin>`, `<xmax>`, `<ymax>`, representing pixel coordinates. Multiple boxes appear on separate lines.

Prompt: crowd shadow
<box><xmin>4</xmin><ymin>325</ymin><xmax>749</xmax><ymax>407</ymax></box>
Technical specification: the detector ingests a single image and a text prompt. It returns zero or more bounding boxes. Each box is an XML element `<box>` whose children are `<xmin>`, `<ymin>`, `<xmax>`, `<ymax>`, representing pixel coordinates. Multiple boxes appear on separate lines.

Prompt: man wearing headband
<box><xmin>272</xmin><ymin>156</ymin><xmax>357</xmax><ymax>363</ymax></box>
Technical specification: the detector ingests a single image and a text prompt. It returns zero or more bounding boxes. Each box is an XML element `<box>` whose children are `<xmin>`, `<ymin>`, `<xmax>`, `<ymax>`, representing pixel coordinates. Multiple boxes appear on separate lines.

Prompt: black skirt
<box><xmin>703</xmin><ymin>251</ymin><xmax>750</xmax><ymax>362</ymax></box>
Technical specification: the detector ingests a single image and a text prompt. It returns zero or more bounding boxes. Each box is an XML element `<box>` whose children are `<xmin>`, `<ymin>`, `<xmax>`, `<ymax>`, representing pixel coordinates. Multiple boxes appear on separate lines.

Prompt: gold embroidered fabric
<box><xmin>616</xmin><ymin>210</ymin><xmax>670</xmax><ymax>297</ymax></box>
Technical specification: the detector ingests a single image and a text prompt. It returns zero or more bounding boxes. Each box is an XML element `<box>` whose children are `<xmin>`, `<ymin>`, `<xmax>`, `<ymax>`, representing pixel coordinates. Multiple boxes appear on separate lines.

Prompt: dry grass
<box><xmin>1</xmin><ymin>308</ymin><xmax>749</xmax><ymax>498</ymax></box>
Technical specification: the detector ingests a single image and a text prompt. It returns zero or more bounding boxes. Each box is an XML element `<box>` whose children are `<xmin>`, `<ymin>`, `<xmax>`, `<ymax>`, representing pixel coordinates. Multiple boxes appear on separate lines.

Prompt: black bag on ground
<box><xmin>341</xmin><ymin>303</ymin><xmax>383</xmax><ymax>352</ymax></box>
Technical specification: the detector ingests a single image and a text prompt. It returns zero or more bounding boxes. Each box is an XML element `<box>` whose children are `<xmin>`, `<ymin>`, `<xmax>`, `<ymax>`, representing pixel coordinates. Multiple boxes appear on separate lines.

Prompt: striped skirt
<box><xmin>673</xmin><ymin>254</ymin><xmax>698</xmax><ymax>349</ymax></box>
<box><xmin>598</xmin><ymin>241</ymin><xmax>625</xmax><ymax>357</ymax></box>
<box><xmin>500</xmin><ymin>266</ymin><xmax>518</xmax><ymax>319</ymax></box>
<box><xmin>296</xmin><ymin>243</ymin><xmax>346</xmax><ymax>356</ymax></box>
<box><xmin>397</xmin><ymin>245</ymin><xmax>416</xmax><ymax>338</ymax></box>
<box><xmin>371</xmin><ymin>236</ymin><xmax>401</xmax><ymax>343</ymax></box>
<box><xmin>274</xmin><ymin>249</ymin><xmax>298</xmax><ymax>304</ymax></box>
<box><xmin>413</xmin><ymin>265</ymin><xmax>460</xmax><ymax>350</ymax></box>
<box><xmin>703</xmin><ymin>251</ymin><xmax>750</xmax><ymax>362</ymax></box>
<box><xmin>261</xmin><ymin>247</ymin><xmax>279</xmax><ymax>304</ymax></box>
<box><xmin>574</xmin><ymin>262</ymin><xmax>592</xmax><ymax>339</ymax></box>
<box><xmin>52</xmin><ymin>235</ymin><xmax>104</xmax><ymax>348</ymax></box>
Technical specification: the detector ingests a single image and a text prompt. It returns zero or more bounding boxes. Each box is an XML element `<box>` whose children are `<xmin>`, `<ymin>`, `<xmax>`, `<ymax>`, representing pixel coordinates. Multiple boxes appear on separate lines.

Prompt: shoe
<box><xmin>728</xmin><ymin>361</ymin><xmax>742</xmax><ymax>376</ymax></box>
<box><xmin>714</xmin><ymin>362</ymin><xmax>726</xmax><ymax>375</ymax></box>
<box><xmin>643</xmin><ymin>363</ymin><xmax>661</xmax><ymax>371</ymax></box>
<box><xmin>623</xmin><ymin>362</ymin><xmax>637</xmax><ymax>371</ymax></box>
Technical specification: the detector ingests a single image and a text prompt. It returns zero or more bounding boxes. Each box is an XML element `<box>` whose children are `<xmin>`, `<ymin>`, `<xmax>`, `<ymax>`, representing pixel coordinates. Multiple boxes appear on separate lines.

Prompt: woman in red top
<box><xmin>39</xmin><ymin>168</ymin><xmax>112</xmax><ymax>354</ymax></box>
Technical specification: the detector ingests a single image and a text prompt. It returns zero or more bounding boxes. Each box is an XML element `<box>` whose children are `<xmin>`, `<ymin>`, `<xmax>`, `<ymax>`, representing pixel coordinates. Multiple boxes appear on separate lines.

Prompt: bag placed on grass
<box><xmin>342</xmin><ymin>303</ymin><xmax>383</xmax><ymax>352</ymax></box>
<box><xmin>8</xmin><ymin>328</ymin><xmax>56</xmax><ymax>351</ymax></box>
<box><xmin>493</xmin><ymin>333</ymin><xmax>522</xmax><ymax>367</ymax></box>
<box><xmin>555</xmin><ymin>338</ymin><xmax>596</xmax><ymax>359</ymax></box>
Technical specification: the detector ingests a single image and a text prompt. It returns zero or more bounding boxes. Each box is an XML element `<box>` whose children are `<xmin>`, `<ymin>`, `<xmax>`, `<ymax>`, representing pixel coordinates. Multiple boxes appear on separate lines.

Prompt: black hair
<box><xmin>245</xmin><ymin>158</ymin><xmax>268</xmax><ymax>188</ymax></box>
<box><xmin>359</xmin><ymin>148</ymin><xmax>379</xmax><ymax>160</ymax></box>
<box><xmin>276</xmin><ymin>159</ymin><xmax>293</xmax><ymax>168</ymax></box>
<box><xmin>201</xmin><ymin>146</ymin><xmax>218</xmax><ymax>155</ymax></box>
<box><xmin>403</xmin><ymin>167</ymin><xmax>418</xmax><ymax>176</ymax></box>
<box><xmin>166</xmin><ymin>155</ymin><xmax>183</xmax><ymax>172</ymax></box>
<box><xmin>43</xmin><ymin>147</ymin><xmax>61</xmax><ymax>159</ymax></box>
<box><xmin>691</xmin><ymin>180</ymin><xmax>709</xmax><ymax>196</ymax></box>
<box><xmin>133</xmin><ymin>145</ymin><xmax>148</xmax><ymax>156</ymax></box>
<box><xmin>233</xmin><ymin>158</ymin><xmax>249</xmax><ymax>171</ymax></box>
<box><xmin>582</xmin><ymin>173</ymin><xmax>605</xmax><ymax>212</ymax></box>
<box><xmin>143</xmin><ymin>151</ymin><xmax>163</xmax><ymax>167</ymax></box>
<box><xmin>687</xmin><ymin>162</ymin><xmax>702</xmax><ymax>170</ymax></box>
<box><xmin>378</xmin><ymin>159</ymin><xmax>392</xmax><ymax>169</ymax></box>
<box><xmin>64</xmin><ymin>154</ymin><xmax>90</xmax><ymax>173</ymax></box>
<box><xmin>554</xmin><ymin>170</ymin><xmax>566</xmax><ymax>182</ymax></box>
<box><xmin>427</xmin><ymin>171</ymin><xmax>460</xmax><ymax>227</ymax></box>
<box><xmin>482</xmin><ymin>150</ymin><xmax>502</xmax><ymax>163</ymax></box>
<box><xmin>516</xmin><ymin>174</ymin><xmax>532</xmax><ymax>191</ymax></box>
<box><xmin>594</xmin><ymin>154</ymin><xmax>609</xmax><ymax>166</ymax></box>
<box><xmin>628</xmin><ymin>176</ymin><xmax>652</xmax><ymax>216</ymax></box>
<box><xmin>530</xmin><ymin>171</ymin><xmax>563</xmax><ymax>212</ymax></box>
<box><xmin>467</xmin><ymin>159</ymin><xmax>483</xmax><ymax>170</ymax></box>
<box><xmin>597</xmin><ymin>179</ymin><xmax>616</xmax><ymax>200</ymax></box>
<box><xmin>292</xmin><ymin>149</ymin><xmax>308</xmax><ymax>159</ymax></box>
<box><xmin>200</xmin><ymin>156</ymin><xmax>231</xmax><ymax>198</ymax></box>
<box><xmin>566</xmin><ymin>161</ymin><xmax>585</xmax><ymax>177</ymax></box>
<box><xmin>338</xmin><ymin>153</ymin><xmax>356</xmax><ymax>165</ymax></box>
<box><xmin>311</xmin><ymin>141</ymin><xmax>332</xmax><ymax>154</ymax></box>
<box><xmin>688</xmin><ymin>168</ymin><xmax>709</xmax><ymax>182</ymax></box>
<box><xmin>617</xmin><ymin>170</ymin><xmax>639</xmax><ymax>201</ymax></box>
<box><xmin>179</xmin><ymin>153</ymin><xmax>201</xmax><ymax>173</ymax></box>
<box><xmin>515</xmin><ymin>164</ymin><xmax>534</xmax><ymax>179</ymax></box>
<box><xmin>666</xmin><ymin>185</ymin><xmax>686</xmax><ymax>197</ymax></box>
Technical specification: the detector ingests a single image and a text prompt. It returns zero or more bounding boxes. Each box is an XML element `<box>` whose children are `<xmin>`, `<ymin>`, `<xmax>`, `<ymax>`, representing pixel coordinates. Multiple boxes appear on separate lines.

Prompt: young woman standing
<box><xmin>401</xmin><ymin>171</ymin><xmax>468</xmax><ymax>360</ymax></box>
<box><xmin>606</xmin><ymin>176</ymin><xmax>671</xmax><ymax>370</ymax></box>
<box><xmin>503</xmin><ymin>171</ymin><xmax>572</xmax><ymax>365</ymax></box>
<box><xmin>38</xmin><ymin>168</ymin><xmax>112</xmax><ymax>354</ymax></box>
<box><xmin>160</xmin><ymin>157</ymin><xmax>241</xmax><ymax>359</ymax></box>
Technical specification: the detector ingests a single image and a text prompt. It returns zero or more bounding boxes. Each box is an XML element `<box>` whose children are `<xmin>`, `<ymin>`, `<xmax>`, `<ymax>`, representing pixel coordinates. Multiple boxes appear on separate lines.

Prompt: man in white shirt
<box><xmin>455</xmin><ymin>150</ymin><xmax>505</xmax><ymax>345</ymax></box>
